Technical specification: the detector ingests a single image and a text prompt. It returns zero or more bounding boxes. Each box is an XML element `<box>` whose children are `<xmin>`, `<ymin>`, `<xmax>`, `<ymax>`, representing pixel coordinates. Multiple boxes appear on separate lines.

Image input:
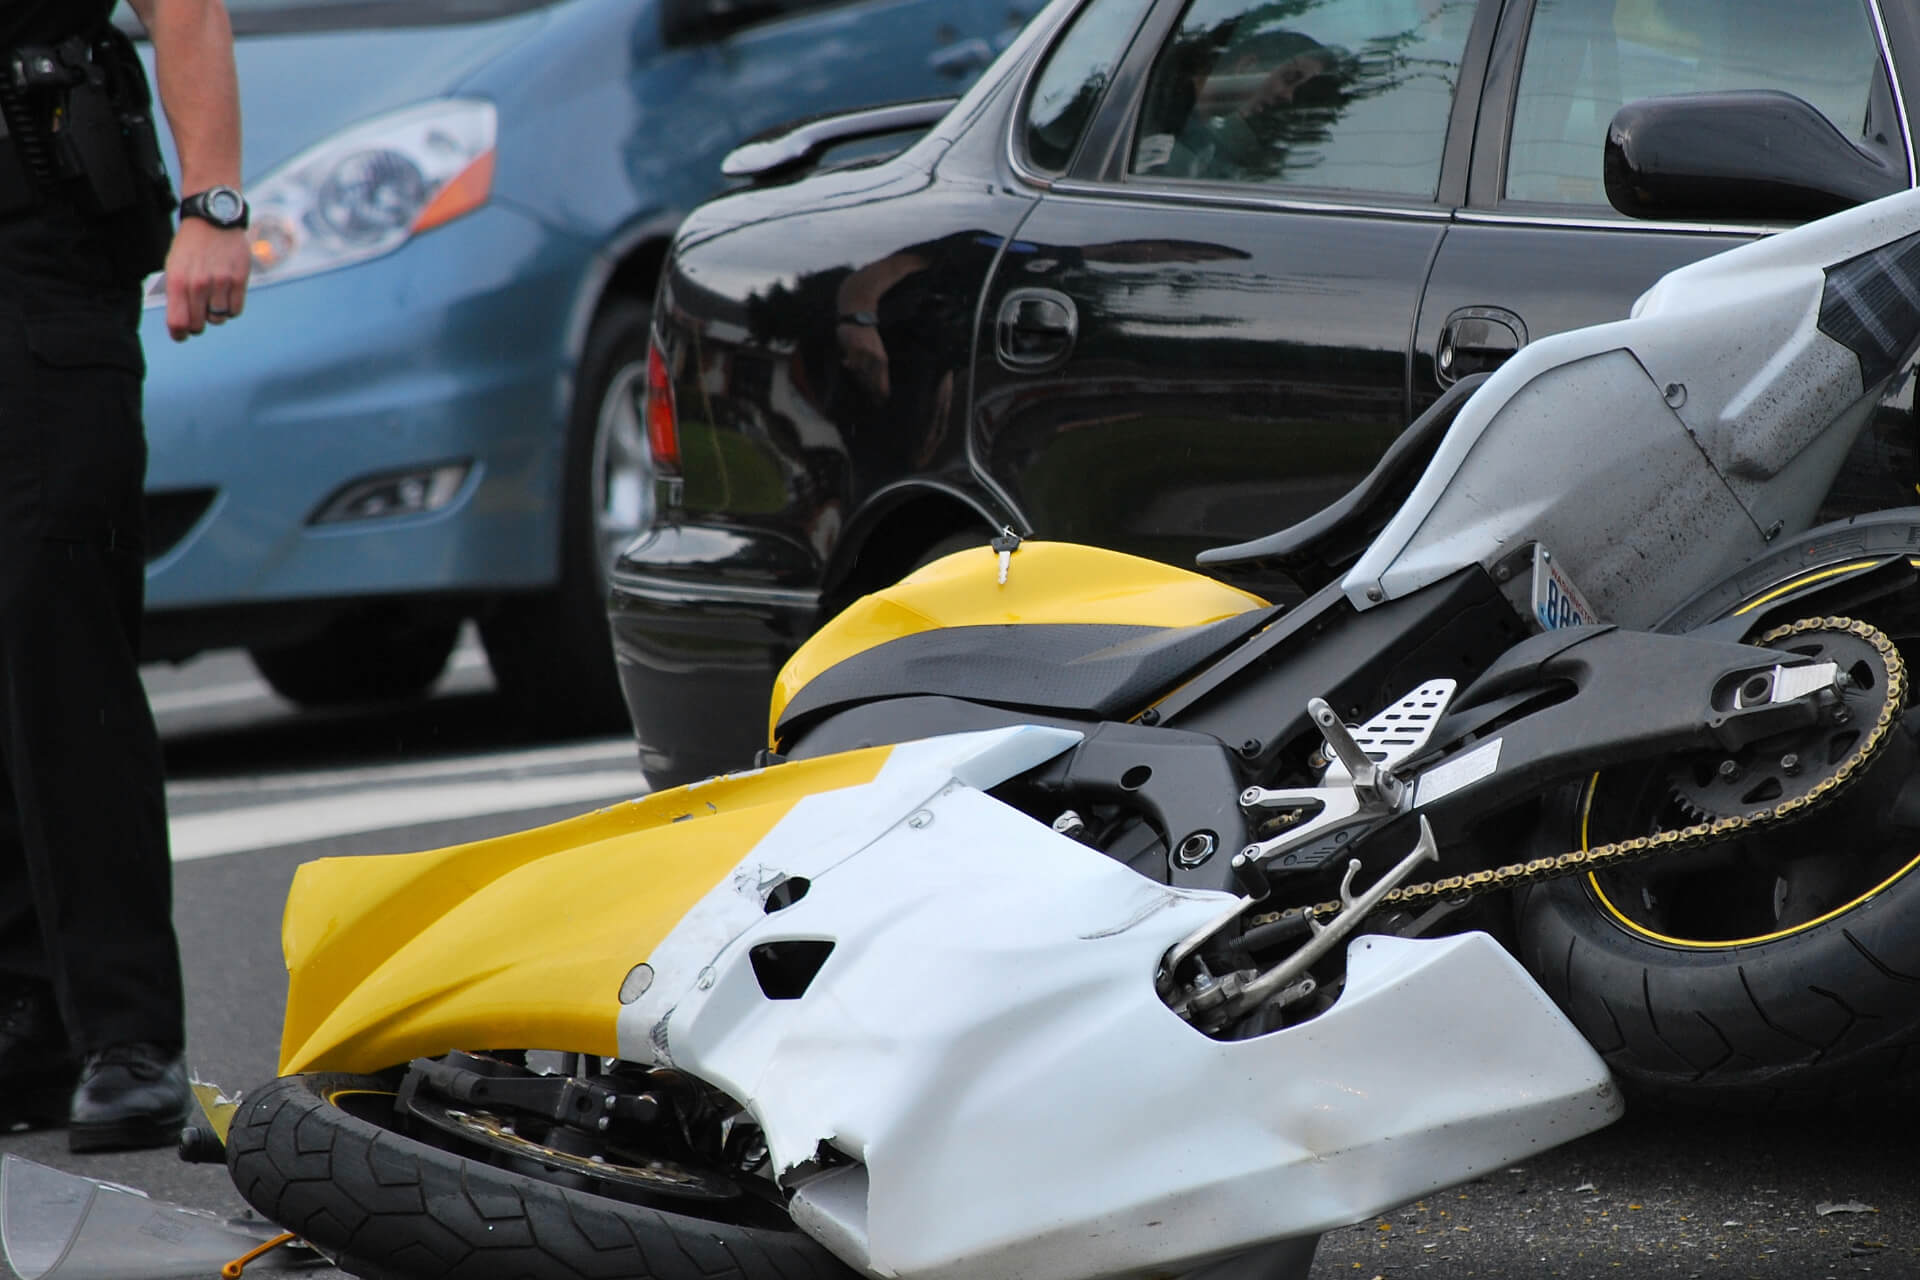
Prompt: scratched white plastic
<box><xmin>1345</xmin><ymin>187</ymin><xmax>1920</xmax><ymax>626</ymax></box>
<box><xmin>617</xmin><ymin>727</ymin><xmax>1620</xmax><ymax>1280</ymax></box>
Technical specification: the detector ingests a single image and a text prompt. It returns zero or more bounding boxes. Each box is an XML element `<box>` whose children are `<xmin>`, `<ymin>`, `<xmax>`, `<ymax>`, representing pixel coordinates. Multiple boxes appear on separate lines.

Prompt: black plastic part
<box><xmin>1605</xmin><ymin>91</ymin><xmax>1903</xmax><ymax>224</ymax></box>
<box><xmin>1408</xmin><ymin>627</ymin><xmax>1836</xmax><ymax>839</ymax></box>
<box><xmin>1160</xmin><ymin>568</ymin><xmax>1526</xmax><ymax>774</ymax></box>
<box><xmin>784</xmin><ymin>694</ymin><xmax>1097</xmax><ymax>759</ymax></box>
<box><xmin>774</xmin><ymin>610</ymin><xmax>1277</xmax><ymax>749</ymax></box>
<box><xmin>1818</xmin><ymin>228</ymin><xmax>1920</xmax><ymax>390</ymax></box>
<box><xmin>1196</xmin><ymin>373</ymin><xmax>1490</xmax><ymax>588</ymax></box>
<box><xmin>1017</xmin><ymin>721</ymin><xmax>1253</xmax><ymax>893</ymax></box>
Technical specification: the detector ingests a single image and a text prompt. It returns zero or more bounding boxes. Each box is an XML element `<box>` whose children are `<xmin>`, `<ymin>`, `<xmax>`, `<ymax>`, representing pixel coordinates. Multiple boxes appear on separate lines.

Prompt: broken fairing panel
<box><xmin>0</xmin><ymin>1155</ymin><xmax>312</xmax><ymax>1280</ymax></box>
<box><xmin>619</xmin><ymin>728</ymin><xmax>1620</xmax><ymax>1280</ymax></box>
<box><xmin>1346</xmin><ymin>187</ymin><xmax>1920</xmax><ymax>626</ymax></box>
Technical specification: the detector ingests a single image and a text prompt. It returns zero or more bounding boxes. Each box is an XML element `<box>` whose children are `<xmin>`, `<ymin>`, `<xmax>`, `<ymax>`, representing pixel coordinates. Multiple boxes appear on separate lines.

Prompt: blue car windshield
<box><xmin>120</xmin><ymin>0</ymin><xmax>560</xmax><ymax>37</ymax></box>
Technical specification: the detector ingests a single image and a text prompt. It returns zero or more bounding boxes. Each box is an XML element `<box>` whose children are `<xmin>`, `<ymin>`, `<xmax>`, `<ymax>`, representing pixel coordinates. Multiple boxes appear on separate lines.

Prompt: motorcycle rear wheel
<box><xmin>226</xmin><ymin>1072</ymin><xmax>851</xmax><ymax>1280</ymax></box>
<box><xmin>1518</xmin><ymin>546</ymin><xmax>1920</xmax><ymax>1111</ymax></box>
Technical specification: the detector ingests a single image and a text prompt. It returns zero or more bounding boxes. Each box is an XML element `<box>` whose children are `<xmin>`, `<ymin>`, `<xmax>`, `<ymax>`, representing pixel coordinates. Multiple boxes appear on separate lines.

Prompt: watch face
<box><xmin>205</xmin><ymin>188</ymin><xmax>244</xmax><ymax>223</ymax></box>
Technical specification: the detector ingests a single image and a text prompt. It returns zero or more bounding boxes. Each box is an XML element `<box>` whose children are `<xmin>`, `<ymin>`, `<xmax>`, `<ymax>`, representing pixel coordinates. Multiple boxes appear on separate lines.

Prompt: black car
<box><xmin>612</xmin><ymin>0</ymin><xmax>1920</xmax><ymax>785</ymax></box>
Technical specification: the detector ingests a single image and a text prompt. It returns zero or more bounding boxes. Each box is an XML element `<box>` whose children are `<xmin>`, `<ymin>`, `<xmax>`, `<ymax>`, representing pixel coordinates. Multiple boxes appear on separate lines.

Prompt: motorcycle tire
<box><xmin>1514</xmin><ymin>811</ymin><xmax>1920</xmax><ymax>1112</ymax></box>
<box><xmin>226</xmin><ymin>1072</ymin><xmax>853</xmax><ymax>1280</ymax></box>
<box><xmin>1517</xmin><ymin>525</ymin><xmax>1920</xmax><ymax>1111</ymax></box>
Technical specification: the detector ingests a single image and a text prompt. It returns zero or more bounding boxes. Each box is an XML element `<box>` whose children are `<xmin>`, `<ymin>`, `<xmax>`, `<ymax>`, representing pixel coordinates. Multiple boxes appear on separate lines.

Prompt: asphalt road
<box><xmin>0</xmin><ymin>643</ymin><xmax>1913</xmax><ymax>1280</ymax></box>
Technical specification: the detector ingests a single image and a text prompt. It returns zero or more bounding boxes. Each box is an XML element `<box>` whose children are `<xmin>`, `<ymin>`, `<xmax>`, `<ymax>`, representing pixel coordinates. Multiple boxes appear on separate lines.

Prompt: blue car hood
<box><xmin>138</xmin><ymin>10</ymin><xmax>550</xmax><ymax>181</ymax></box>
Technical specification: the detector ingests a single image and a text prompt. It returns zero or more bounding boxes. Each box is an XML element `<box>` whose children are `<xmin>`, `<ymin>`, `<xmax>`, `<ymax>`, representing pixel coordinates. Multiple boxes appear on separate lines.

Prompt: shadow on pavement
<box><xmin>158</xmin><ymin>689</ymin><xmax>592</xmax><ymax>781</ymax></box>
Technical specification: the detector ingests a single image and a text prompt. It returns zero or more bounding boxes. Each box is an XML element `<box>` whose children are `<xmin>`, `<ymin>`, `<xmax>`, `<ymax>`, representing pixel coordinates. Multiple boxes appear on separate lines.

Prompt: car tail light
<box><xmin>646</xmin><ymin>338</ymin><xmax>680</xmax><ymax>475</ymax></box>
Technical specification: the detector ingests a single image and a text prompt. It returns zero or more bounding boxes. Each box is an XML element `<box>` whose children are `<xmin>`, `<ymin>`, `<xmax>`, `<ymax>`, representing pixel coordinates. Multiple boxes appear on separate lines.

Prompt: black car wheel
<box><xmin>249</xmin><ymin>609</ymin><xmax>460</xmax><ymax>708</ymax></box>
<box><xmin>1518</xmin><ymin>571</ymin><xmax>1920</xmax><ymax>1110</ymax></box>
<box><xmin>227</xmin><ymin>1071</ymin><xmax>849</xmax><ymax>1280</ymax></box>
<box><xmin>480</xmin><ymin>299</ymin><xmax>651</xmax><ymax>734</ymax></box>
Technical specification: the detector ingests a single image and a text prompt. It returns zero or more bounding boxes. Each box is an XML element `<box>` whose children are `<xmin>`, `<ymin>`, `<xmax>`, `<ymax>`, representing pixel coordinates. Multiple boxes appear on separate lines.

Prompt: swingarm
<box><xmin>1238</xmin><ymin>622</ymin><xmax>1855</xmax><ymax>877</ymax></box>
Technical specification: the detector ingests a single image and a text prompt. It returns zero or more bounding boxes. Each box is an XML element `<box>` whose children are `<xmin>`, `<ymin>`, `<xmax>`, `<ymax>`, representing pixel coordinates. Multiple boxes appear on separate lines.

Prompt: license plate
<box><xmin>1530</xmin><ymin>545</ymin><xmax>1598</xmax><ymax>631</ymax></box>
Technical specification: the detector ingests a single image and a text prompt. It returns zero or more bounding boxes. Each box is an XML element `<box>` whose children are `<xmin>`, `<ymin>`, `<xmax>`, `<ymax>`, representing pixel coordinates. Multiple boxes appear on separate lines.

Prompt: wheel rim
<box><xmin>591</xmin><ymin>358</ymin><xmax>655</xmax><ymax>581</ymax></box>
<box><xmin>1582</xmin><ymin>621</ymin><xmax>1920</xmax><ymax>948</ymax></box>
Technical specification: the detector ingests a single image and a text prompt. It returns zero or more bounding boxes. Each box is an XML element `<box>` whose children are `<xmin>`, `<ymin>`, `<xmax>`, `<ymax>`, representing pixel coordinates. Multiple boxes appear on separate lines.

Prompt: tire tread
<box><xmin>228</xmin><ymin>1073</ymin><xmax>852</xmax><ymax>1280</ymax></box>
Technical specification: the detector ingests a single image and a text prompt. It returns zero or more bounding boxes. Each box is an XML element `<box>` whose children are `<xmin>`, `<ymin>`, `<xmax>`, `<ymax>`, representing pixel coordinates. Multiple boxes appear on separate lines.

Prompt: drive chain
<box><xmin>1261</xmin><ymin>617</ymin><xmax>1906</xmax><ymax>928</ymax></box>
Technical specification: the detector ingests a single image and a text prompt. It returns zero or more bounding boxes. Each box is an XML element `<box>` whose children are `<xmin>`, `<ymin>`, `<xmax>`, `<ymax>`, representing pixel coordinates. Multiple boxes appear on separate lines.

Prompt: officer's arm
<box><xmin>125</xmin><ymin>0</ymin><xmax>251</xmax><ymax>341</ymax></box>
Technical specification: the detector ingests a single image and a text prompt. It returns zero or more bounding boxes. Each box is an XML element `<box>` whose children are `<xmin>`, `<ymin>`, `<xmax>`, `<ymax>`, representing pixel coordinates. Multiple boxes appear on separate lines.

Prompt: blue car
<box><xmin>132</xmin><ymin>0</ymin><xmax>1022</xmax><ymax>730</ymax></box>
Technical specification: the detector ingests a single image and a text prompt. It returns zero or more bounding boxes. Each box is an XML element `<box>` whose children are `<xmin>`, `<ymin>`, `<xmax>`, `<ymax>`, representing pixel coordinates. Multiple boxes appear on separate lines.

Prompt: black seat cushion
<box><xmin>1196</xmin><ymin>372</ymin><xmax>1490</xmax><ymax>587</ymax></box>
<box><xmin>774</xmin><ymin>610</ymin><xmax>1277</xmax><ymax>745</ymax></box>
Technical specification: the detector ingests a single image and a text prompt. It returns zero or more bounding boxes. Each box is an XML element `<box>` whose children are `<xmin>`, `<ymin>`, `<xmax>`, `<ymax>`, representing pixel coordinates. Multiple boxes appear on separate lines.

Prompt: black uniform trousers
<box><xmin>0</xmin><ymin>200</ymin><xmax>184</xmax><ymax>1054</ymax></box>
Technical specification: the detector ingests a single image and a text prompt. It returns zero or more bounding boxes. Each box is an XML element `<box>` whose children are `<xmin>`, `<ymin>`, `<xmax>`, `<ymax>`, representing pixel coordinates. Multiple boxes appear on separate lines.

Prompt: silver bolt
<box><xmin>1780</xmin><ymin>753</ymin><xmax>1800</xmax><ymax>775</ymax></box>
<box><xmin>1174</xmin><ymin>832</ymin><xmax>1217</xmax><ymax>868</ymax></box>
<box><xmin>1365</xmin><ymin>586</ymin><xmax>1384</xmax><ymax>602</ymax></box>
<box><xmin>597</xmin><ymin>1116</ymin><xmax>611</xmax><ymax>1132</ymax></box>
<box><xmin>1664</xmin><ymin>382</ymin><xmax>1687</xmax><ymax>408</ymax></box>
<box><xmin>1717</xmin><ymin>759</ymin><xmax>1741</xmax><ymax>782</ymax></box>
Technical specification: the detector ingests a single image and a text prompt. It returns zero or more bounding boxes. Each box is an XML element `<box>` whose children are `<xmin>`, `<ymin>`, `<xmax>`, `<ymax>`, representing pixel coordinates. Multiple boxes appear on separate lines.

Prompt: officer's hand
<box><xmin>164</xmin><ymin>219</ymin><xmax>253</xmax><ymax>341</ymax></box>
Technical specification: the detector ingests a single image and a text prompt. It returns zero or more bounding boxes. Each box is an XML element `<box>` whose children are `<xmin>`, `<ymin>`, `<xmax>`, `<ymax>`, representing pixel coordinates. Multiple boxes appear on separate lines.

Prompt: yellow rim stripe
<box><xmin>1730</xmin><ymin>560</ymin><xmax>1882</xmax><ymax>616</ymax></box>
<box><xmin>1588</xmin><ymin>554</ymin><xmax>1920</xmax><ymax>946</ymax></box>
<box><xmin>1583</xmin><ymin>772</ymin><xmax>1920</xmax><ymax>947</ymax></box>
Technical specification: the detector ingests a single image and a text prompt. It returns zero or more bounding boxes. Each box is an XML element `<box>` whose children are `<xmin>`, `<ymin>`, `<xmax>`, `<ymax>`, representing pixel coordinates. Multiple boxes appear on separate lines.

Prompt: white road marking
<box><xmin>167</xmin><ymin>738</ymin><xmax>639</xmax><ymax>798</ymax></box>
<box><xmin>147</xmin><ymin>680</ymin><xmax>273</xmax><ymax>715</ymax></box>
<box><xmin>170</xmin><ymin>769</ymin><xmax>649</xmax><ymax>861</ymax></box>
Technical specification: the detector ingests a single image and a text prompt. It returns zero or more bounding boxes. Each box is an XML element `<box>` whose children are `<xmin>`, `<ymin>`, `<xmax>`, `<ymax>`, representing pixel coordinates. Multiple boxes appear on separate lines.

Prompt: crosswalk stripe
<box><xmin>169</xmin><ymin>770</ymin><xmax>648</xmax><ymax>862</ymax></box>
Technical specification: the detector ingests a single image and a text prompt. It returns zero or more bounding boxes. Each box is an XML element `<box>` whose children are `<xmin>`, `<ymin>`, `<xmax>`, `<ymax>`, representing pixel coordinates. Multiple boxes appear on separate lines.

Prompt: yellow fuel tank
<box><xmin>769</xmin><ymin>540</ymin><xmax>1268</xmax><ymax>745</ymax></box>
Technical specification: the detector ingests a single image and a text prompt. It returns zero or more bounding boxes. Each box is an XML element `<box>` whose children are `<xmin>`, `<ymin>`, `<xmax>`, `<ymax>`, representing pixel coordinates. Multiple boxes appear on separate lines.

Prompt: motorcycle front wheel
<box><xmin>225</xmin><ymin>1072</ymin><xmax>850</xmax><ymax>1280</ymax></box>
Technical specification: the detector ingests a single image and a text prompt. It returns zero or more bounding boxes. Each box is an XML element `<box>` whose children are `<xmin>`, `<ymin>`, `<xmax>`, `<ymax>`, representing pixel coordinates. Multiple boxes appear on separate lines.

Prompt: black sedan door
<box><xmin>968</xmin><ymin>0</ymin><xmax>1499</xmax><ymax>571</ymax></box>
<box><xmin>1418</xmin><ymin>0</ymin><xmax>1912</xmax><ymax>421</ymax></box>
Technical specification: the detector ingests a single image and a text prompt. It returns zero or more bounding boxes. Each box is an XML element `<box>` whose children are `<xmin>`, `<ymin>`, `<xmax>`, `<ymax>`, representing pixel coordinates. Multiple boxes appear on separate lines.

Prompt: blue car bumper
<box><xmin>141</xmin><ymin>201</ymin><xmax>589</xmax><ymax>632</ymax></box>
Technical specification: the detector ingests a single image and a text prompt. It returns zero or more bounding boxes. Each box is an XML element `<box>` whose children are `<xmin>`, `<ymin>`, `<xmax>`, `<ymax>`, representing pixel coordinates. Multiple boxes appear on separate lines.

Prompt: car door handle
<box><xmin>1437</xmin><ymin>306</ymin><xmax>1526</xmax><ymax>385</ymax></box>
<box><xmin>929</xmin><ymin>36</ymin><xmax>994</xmax><ymax>78</ymax></box>
<box><xmin>996</xmin><ymin>288</ymin><xmax>1077</xmax><ymax>370</ymax></box>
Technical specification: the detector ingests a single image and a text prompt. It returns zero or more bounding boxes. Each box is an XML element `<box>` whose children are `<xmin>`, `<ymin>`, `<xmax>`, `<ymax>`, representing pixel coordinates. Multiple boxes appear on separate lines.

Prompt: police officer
<box><xmin>0</xmin><ymin>0</ymin><xmax>248</xmax><ymax>1151</ymax></box>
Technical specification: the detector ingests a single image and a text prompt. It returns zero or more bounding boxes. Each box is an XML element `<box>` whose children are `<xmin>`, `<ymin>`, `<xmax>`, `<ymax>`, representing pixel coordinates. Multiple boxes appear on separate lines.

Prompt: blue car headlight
<box><xmin>146</xmin><ymin>97</ymin><xmax>497</xmax><ymax>305</ymax></box>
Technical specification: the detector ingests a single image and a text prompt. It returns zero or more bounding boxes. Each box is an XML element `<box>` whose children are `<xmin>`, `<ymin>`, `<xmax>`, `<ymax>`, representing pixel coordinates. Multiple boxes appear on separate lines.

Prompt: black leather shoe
<box><xmin>68</xmin><ymin>1042</ymin><xmax>192</xmax><ymax>1152</ymax></box>
<box><xmin>0</xmin><ymin>985</ymin><xmax>78</xmax><ymax>1131</ymax></box>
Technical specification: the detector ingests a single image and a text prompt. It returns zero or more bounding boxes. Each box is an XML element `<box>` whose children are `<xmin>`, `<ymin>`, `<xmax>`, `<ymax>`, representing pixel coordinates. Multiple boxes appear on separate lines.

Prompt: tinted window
<box><xmin>1129</xmin><ymin>0</ymin><xmax>1474</xmax><ymax>196</ymax></box>
<box><xmin>1025</xmin><ymin>0</ymin><xmax>1159</xmax><ymax>173</ymax></box>
<box><xmin>1508</xmin><ymin>0</ymin><xmax>1895</xmax><ymax>206</ymax></box>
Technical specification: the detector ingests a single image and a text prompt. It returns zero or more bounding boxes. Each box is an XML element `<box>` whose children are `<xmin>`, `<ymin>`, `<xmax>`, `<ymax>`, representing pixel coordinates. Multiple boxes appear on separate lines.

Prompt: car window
<box><xmin>1507</xmin><ymin>0</ymin><xmax>1897</xmax><ymax>206</ymax></box>
<box><xmin>1024</xmin><ymin>0</ymin><xmax>1160</xmax><ymax>174</ymax></box>
<box><xmin>1127</xmin><ymin>0</ymin><xmax>1476</xmax><ymax>196</ymax></box>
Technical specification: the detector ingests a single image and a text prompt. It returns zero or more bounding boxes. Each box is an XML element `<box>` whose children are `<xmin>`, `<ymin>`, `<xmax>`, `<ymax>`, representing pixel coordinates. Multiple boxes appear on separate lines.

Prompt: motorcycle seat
<box><xmin>1196</xmin><ymin>372</ymin><xmax>1490</xmax><ymax>588</ymax></box>
<box><xmin>773</xmin><ymin>609</ymin><xmax>1278</xmax><ymax>747</ymax></box>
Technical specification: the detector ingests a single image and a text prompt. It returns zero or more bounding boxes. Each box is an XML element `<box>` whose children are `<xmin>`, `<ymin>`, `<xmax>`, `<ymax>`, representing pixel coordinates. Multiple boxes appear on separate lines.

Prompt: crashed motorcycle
<box><xmin>223</xmin><ymin>166</ymin><xmax>1920</xmax><ymax>1280</ymax></box>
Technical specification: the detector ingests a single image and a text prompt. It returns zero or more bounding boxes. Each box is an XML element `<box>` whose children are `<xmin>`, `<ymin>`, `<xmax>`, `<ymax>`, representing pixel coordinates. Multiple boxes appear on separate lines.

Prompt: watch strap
<box><xmin>180</xmin><ymin>186</ymin><xmax>250</xmax><ymax>230</ymax></box>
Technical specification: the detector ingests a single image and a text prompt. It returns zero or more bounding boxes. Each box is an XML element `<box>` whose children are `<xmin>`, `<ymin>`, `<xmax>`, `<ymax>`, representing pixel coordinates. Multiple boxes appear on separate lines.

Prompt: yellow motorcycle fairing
<box><xmin>275</xmin><ymin>746</ymin><xmax>890</xmax><ymax>1077</ymax></box>
<box><xmin>769</xmin><ymin>540</ymin><xmax>1269</xmax><ymax>745</ymax></box>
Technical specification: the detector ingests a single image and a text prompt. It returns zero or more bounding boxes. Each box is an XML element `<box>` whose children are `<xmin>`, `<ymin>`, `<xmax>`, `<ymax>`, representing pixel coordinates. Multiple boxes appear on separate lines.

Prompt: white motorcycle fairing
<box><xmin>618</xmin><ymin>727</ymin><xmax>1620</xmax><ymax>1280</ymax></box>
<box><xmin>1346</xmin><ymin>187</ymin><xmax>1920</xmax><ymax>626</ymax></box>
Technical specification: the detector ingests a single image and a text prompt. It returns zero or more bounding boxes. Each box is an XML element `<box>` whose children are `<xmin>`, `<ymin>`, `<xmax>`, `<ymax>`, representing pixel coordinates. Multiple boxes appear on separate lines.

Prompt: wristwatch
<box><xmin>179</xmin><ymin>186</ymin><xmax>250</xmax><ymax>230</ymax></box>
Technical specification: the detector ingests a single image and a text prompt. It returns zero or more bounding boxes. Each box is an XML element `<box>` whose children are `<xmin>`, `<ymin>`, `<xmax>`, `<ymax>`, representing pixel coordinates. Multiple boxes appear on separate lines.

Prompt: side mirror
<box><xmin>661</xmin><ymin>0</ymin><xmax>784</xmax><ymax>45</ymax></box>
<box><xmin>1605</xmin><ymin>90</ymin><xmax>1904</xmax><ymax>223</ymax></box>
